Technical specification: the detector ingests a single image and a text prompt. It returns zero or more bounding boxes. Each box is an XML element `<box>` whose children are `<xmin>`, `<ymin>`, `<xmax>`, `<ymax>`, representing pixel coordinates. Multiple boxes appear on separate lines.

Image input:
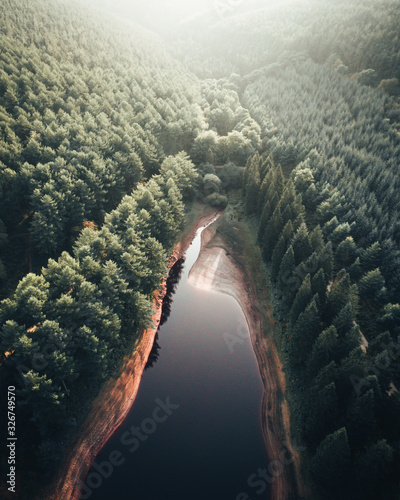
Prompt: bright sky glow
<box><xmin>82</xmin><ymin>0</ymin><xmax>214</xmax><ymax>31</ymax></box>
<box><xmin>80</xmin><ymin>0</ymin><xmax>277</xmax><ymax>35</ymax></box>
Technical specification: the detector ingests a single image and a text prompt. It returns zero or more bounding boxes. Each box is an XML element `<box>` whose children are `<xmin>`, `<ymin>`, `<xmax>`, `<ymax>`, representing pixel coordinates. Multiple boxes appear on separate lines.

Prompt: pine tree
<box><xmin>290</xmin><ymin>274</ymin><xmax>313</xmax><ymax>326</ymax></box>
<box><xmin>322</xmin><ymin>216</ymin><xmax>339</xmax><ymax>239</ymax></box>
<box><xmin>311</xmin><ymin>268</ymin><xmax>327</xmax><ymax>307</ymax></box>
<box><xmin>361</xmin><ymin>242</ymin><xmax>382</xmax><ymax>272</ymax></box>
<box><xmin>30</xmin><ymin>193</ymin><xmax>66</xmax><ymax>255</ymax></box>
<box><xmin>330</xmin><ymin>222</ymin><xmax>352</xmax><ymax>246</ymax></box>
<box><xmin>311</xmin><ymin>428</ymin><xmax>351</xmax><ymax>493</ymax></box>
<box><xmin>277</xmin><ymin>245</ymin><xmax>297</xmax><ymax>306</ymax></box>
<box><xmin>319</xmin><ymin>241</ymin><xmax>334</xmax><ymax>281</ymax></box>
<box><xmin>332</xmin><ymin>306</ymin><xmax>361</xmax><ymax>360</ymax></box>
<box><xmin>348</xmin><ymin>256</ymin><xmax>362</xmax><ymax>281</ymax></box>
<box><xmin>19</xmin><ymin>371</ymin><xmax>65</xmax><ymax>437</ymax></box>
<box><xmin>270</xmin><ymin>220</ymin><xmax>294</xmax><ymax>282</ymax></box>
<box><xmin>379</xmin><ymin>303</ymin><xmax>400</xmax><ymax>331</ymax></box>
<box><xmin>245</xmin><ymin>164</ymin><xmax>260</xmax><ymax>214</ymax></box>
<box><xmin>257</xmin><ymin>169</ymin><xmax>273</xmax><ymax>215</ymax></box>
<box><xmin>259</xmin><ymin>155</ymin><xmax>274</xmax><ymax>181</ymax></box>
<box><xmin>307</xmin><ymin>326</ymin><xmax>339</xmax><ymax>377</ymax></box>
<box><xmin>0</xmin><ymin>321</ymin><xmax>29</xmax><ymax>356</ymax></box>
<box><xmin>261</xmin><ymin>204</ymin><xmax>284</xmax><ymax>261</ymax></box>
<box><xmin>309</xmin><ymin>225</ymin><xmax>325</xmax><ymax>253</ymax></box>
<box><xmin>304</xmin><ymin>382</ymin><xmax>338</xmax><ymax>448</ymax></box>
<box><xmin>338</xmin><ymin>346</ymin><xmax>367</xmax><ymax>398</ymax></box>
<box><xmin>335</xmin><ymin>236</ymin><xmax>357</xmax><ymax>267</ymax></box>
<box><xmin>346</xmin><ymin>389</ymin><xmax>376</xmax><ymax>449</ymax></box>
<box><xmin>358</xmin><ymin>268</ymin><xmax>386</xmax><ymax>300</ymax></box>
<box><xmin>271</xmin><ymin>235</ymin><xmax>288</xmax><ymax>283</ymax></box>
<box><xmin>292</xmin><ymin>223</ymin><xmax>313</xmax><ymax>265</ymax></box>
<box><xmin>13</xmin><ymin>273</ymin><xmax>49</xmax><ymax>325</ymax></box>
<box><xmin>354</xmin><ymin>441</ymin><xmax>394</xmax><ymax>498</ymax></box>
<box><xmin>332</xmin><ymin>303</ymin><xmax>354</xmax><ymax>336</ymax></box>
<box><xmin>280</xmin><ymin>180</ymin><xmax>296</xmax><ymax>213</ymax></box>
<box><xmin>313</xmin><ymin>360</ymin><xmax>338</xmax><ymax>392</ymax></box>
<box><xmin>290</xmin><ymin>298</ymin><xmax>321</xmax><ymax>366</ymax></box>
<box><xmin>325</xmin><ymin>271</ymin><xmax>352</xmax><ymax>321</ymax></box>
<box><xmin>257</xmin><ymin>193</ymin><xmax>278</xmax><ymax>243</ymax></box>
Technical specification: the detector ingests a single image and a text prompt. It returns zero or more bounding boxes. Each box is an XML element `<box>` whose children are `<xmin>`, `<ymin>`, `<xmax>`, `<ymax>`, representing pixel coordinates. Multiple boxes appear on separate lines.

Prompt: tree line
<box><xmin>0</xmin><ymin>0</ymin><xmax>206</xmax><ymax>300</ymax></box>
<box><xmin>0</xmin><ymin>152</ymin><xmax>198</xmax><ymax>497</ymax></box>
<box><xmin>243</xmin><ymin>153</ymin><xmax>400</xmax><ymax>499</ymax></box>
<box><xmin>173</xmin><ymin>0</ymin><xmax>400</xmax><ymax>93</ymax></box>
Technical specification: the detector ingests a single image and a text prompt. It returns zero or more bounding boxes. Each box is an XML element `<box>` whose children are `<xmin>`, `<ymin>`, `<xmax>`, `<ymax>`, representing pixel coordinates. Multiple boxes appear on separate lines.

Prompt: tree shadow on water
<box><xmin>145</xmin><ymin>257</ymin><xmax>185</xmax><ymax>370</ymax></box>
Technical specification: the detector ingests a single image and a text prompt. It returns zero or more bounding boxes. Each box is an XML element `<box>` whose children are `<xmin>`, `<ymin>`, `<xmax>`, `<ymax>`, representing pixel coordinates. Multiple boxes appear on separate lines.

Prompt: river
<box><xmin>86</xmin><ymin>220</ymin><xmax>269</xmax><ymax>500</ymax></box>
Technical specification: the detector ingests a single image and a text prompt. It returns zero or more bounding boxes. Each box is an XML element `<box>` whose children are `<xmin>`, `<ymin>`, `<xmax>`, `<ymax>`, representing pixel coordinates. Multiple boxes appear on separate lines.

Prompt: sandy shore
<box><xmin>188</xmin><ymin>219</ymin><xmax>304</xmax><ymax>500</ymax></box>
<box><xmin>43</xmin><ymin>208</ymin><xmax>219</xmax><ymax>500</ymax></box>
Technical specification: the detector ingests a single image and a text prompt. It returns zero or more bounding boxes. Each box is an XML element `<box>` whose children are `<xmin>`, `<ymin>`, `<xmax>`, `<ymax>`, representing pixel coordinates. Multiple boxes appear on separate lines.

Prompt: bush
<box><xmin>204</xmin><ymin>192</ymin><xmax>228</xmax><ymax>208</ymax></box>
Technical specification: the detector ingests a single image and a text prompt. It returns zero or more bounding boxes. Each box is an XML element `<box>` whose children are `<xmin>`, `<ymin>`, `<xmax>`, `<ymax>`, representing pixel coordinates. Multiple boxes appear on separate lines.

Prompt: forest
<box><xmin>1</xmin><ymin>0</ymin><xmax>400</xmax><ymax>498</ymax></box>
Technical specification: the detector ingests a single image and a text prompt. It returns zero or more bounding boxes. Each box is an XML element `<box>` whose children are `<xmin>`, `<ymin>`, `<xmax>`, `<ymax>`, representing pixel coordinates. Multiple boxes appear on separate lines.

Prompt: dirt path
<box><xmin>188</xmin><ymin>219</ymin><xmax>305</xmax><ymax>500</ymax></box>
<box><xmin>43</xmin><ymin>208</ymin><xmax>219</xmax><ymax>500</ymax></box>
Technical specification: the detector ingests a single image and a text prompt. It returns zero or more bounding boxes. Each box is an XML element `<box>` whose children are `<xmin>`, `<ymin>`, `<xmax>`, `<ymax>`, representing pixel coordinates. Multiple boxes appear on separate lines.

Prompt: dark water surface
<box><xmin>86</xmin><ymin>223</ymin><xmax>269</xmax><ymax>500</ymax></box>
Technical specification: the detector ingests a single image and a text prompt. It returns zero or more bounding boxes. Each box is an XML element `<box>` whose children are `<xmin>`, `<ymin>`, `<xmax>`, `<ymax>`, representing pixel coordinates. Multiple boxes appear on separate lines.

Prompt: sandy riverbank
<box><xmin>43</xmin><ymin>208</ymin><xmax>219</xmax><ymax>500</ymax></box>
<box><xmin>188</xmin><ymin>218</ymin><xmax>304</xmax><ymax>500</ymax></box>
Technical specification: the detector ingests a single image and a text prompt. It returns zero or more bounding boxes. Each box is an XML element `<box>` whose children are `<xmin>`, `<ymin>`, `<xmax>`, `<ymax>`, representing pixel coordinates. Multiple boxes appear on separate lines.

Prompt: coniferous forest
<box><xmin>0</xmin><ymin>0</ymin><xmax>400</xmax><ymax>499</ymax></box>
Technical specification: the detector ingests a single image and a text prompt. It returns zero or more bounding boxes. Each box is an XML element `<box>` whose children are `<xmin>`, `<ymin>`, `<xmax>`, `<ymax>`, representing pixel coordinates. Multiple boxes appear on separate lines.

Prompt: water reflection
<box><xmin>160</xmin><ymin>258</ymin><xmax>185</xmax><ymax>326</ymax></box>
<box><xmin>145</xmin><ymin>257</ymin><xmax>185</xmax><ymax>371</ymax></box>
<box><xmin>89</xmin><ymin>223</ymin><xmax>269</xmax><ymax>500</ymax></box>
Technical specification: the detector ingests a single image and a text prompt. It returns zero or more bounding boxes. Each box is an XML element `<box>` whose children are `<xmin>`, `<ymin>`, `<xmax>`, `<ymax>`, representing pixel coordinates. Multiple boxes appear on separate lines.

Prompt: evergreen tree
<box><xmin>313</xmin><ymin>360</ymin><xmax>338</xmax><ymax>392</ymax></box>
<box><xmin>290</xmin><ymin>298</ymin><xmax>321</xmax><ymax>366</ymax></box>
<box><xmin>331</xmin><ymin>302</ymin><xmax>354</xmax><ymax>332</ymax></box>
<box><xmin>261</xmin><ymin>204</ymin><xmax>284</xmax><ymax>261</ymax></box>
<box><xmin>311</xmin><ymin>428</ymin><xmax>351</xmax><ymax>494</ymax></box>
<box><xmin>346</xmin><ymin>389</ymin><xmax>376</xmax><ymax>449</ymax></box>
<box><xmin>311</xmin><ymin>268</ymin><xmax>328</xmax><ymax>307</ymax></box>
<box><xmin>292</xmin><ymin>223</ymin><xmax>313</xmax><ymax>265</ymax></box>
<box><xmin>270</xmin><ymin>220</ymin><xmax>294</xmax><ymax>282</ymax></box>
<box><xmin>335</xmin><ymin>236</ymin><xmax>357</xmax><ymax>267</ymax></box>
<box><xmin>309</xmin><ymin>225</ymin><xmax>325</xmax><ymax>253</ymax></box>
<box><xmin>277</xmin><ymin>245</ymin><xmax>297</xmax><ymax>306</ymax></box>
<box><xmin>358</xmin><ymin>268</ymin><xmax>386</xmax><ymax>300</ymax></box>
<box><xmin>290</xmin><ymin>274</ymin><xmax>313</xmax><ymax>326</ymax></box>
<box><xmin>354</xmin><ymin>440</ymin><xmax>394</xmax><ymax>499</ymax></box>
<box><xmin>257</xmin><ymin>169</ymin><xmax>273</xmax><ymax>215</ymax></box>
<box><xmin>245</xmin><ymin>164</ymin><xmax>260</xmax><ymax>214</ymax></box>
<box><xmin>319</xmin><ymin>241</ymin><xmax>334</xmax><ymax>282</ymax></box>
<box><xmin>304</xmin><ymin>382</ymin><xmax>338</xmax><ymax>448</ymax></box>
<box><xmin>307</xmin><ymin>326</ymin><xmax>339</xmax><ymax>377</ymax></box>
<box><xmin>257</xmin><ymin>192</ymin><xmax>278</xmax><ymax>243</ymax></box>
<box><xmin>325</xmin><ymin>270</ymin><xmax>352</xmax><ymax>321</ymax></box>
<box><xmin>361</xmin><ymin>242</ymin><xmax>382</xmax><ymax>272</ymax></box>
<box><xmin>379</xmin><ymin>303</ymin><xmax>400</xmax><ymax>332</ymax></box>
<box><xmin>348</xmin><ymin>256</ymin><xmax>362</xmax><ymax>281</ymax></box>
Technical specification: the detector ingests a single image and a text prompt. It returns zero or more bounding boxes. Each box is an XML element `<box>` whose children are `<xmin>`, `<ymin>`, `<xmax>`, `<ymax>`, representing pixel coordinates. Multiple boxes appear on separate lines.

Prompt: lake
<box><xmin>86</xmin><ymin>221</ymin><xmax>269</xmax><ymax>500</ymax></box>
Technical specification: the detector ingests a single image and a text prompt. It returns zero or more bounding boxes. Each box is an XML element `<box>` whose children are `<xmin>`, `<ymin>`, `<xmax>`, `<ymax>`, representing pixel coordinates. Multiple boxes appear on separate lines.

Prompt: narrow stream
<box><xmin>86</xmin><ymin>221</ymin><xmax>269</xmax><ymax>500</ymax></box>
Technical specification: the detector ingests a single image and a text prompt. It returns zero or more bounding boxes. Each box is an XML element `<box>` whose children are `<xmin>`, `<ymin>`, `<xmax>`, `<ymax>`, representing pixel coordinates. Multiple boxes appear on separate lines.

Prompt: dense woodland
<box><xmin>243</xmin><ymin>154</ymin><xmax>400</xmax><ymax>499</ymax></box>
<box><xmin>174</xmin><ymin>0</ymin><xmax>400</xmax><ymax>86</ymax></box>
<box><xmin>1</xmin><ymin>0</ymin><xmax>400</xmax><ymax>498</ymax></box>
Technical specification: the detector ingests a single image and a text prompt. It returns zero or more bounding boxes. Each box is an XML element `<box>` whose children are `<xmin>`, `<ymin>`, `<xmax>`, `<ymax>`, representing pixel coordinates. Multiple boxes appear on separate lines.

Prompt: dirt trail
<box><xmin>188</xmin><ymin>220</ymin><xmax>305</xmax><ymax>500</ymax></box>
<box><xmin>44</xmin><ymin>209</ymin><xmax>219</xmax><ymax>500</ymax></box>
